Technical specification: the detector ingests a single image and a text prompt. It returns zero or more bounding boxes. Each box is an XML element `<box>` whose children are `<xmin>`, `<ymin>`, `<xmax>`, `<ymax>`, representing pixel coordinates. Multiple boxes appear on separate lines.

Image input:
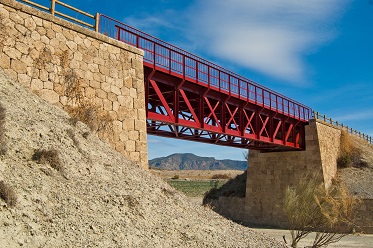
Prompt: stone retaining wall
<box><xmin>245</xmin><ymin>120</ymin><xmax>341</xmax><ymax>227</ymax></box>
<box><xmin>206</xmin><ymin>197</ymin><xmax>246</xmax><ymax>222</ymax></box>
<box><xmin>0</xmin><ymin>0</ymin><xmax>148</xmax><ymax>168</ymax></box>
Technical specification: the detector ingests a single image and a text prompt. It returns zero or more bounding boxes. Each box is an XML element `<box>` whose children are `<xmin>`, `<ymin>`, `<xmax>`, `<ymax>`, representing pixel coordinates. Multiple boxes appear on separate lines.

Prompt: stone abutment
<box><xmin>0</xmin><ymin>0</ymin><xmax>148</xmax><ymax>168</ymax></box>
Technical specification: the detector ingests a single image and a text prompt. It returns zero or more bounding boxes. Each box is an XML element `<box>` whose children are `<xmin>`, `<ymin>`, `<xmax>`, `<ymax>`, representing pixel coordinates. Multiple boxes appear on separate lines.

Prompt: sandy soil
<box><xmin>0</xmin><ymin>70</ymin><xmax>284</xmax><ymax>247</ymax></box>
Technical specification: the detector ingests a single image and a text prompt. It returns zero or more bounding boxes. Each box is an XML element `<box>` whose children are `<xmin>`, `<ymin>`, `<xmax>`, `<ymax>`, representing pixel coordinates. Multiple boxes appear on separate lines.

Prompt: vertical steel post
<box><xmin>51</xmin><ymin>0</ymin><xmax>56</xmax><ymax>16</ymax></box>
<box><xmin>95</xmin><ymin>13</ymin><xmax>99</xmax><ymax>32</ymax></box>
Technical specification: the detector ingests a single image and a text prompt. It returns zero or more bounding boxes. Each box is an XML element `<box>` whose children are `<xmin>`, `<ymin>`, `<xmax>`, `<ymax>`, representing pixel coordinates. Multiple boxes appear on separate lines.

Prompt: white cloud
<box><xmin>334</xmin><ymin>110</ymin><xmax>373</xmax><ymax>122</ymax></box>
<box><xmin>186</xmin><ymin>0</ymin><xmax>349</xmax><ymax>85</ymax></box>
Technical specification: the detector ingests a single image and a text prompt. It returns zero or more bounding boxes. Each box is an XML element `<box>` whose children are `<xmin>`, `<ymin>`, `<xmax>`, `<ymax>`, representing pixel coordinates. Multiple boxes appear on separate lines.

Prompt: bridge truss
<box><xmin>99</xmin><ymin>15</ymin><xmax>312</xmax><ymax>151</ymax></box>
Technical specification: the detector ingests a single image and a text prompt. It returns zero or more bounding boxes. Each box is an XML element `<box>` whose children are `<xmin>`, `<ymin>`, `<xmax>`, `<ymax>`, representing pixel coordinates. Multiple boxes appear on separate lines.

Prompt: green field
<box><xmin>167</xmin><ymin>179</ymin><xmax>228</xmax><ymax>197</ymax></box>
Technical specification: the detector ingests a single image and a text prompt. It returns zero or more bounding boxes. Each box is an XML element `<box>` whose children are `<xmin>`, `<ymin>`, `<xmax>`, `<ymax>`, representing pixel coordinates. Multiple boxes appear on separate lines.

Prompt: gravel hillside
<box><xmin>0</xmin><ymin>70</ymin><xmax>283</xmax><ymax>247</ymax></box>
<box><xmin>338</xmin><ymin>136</ymin><xmax>373</xmax><ymax>199</ymax></box>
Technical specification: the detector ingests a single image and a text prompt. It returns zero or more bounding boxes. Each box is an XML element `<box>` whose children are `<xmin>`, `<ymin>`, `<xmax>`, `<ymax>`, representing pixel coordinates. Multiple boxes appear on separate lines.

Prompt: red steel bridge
<box><xmin>99</xmin><ymin>15</ymin><xmax>312</xmax><ymax>151</ymax></box>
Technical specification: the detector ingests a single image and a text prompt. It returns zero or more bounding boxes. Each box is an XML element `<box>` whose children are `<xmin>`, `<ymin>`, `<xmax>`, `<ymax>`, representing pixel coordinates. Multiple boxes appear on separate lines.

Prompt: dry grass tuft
<box><xmin>34</xmin><ymin>47</ymin><xmax>53</xmax><ymax>69</ymax></box>
<box><xmin>172</xmin><ymin>174</ymin><xmax>180</xmax><ymax>180</ymax></box>
<box><xmin>32</xmin><ymin>149</ymin><xmax>64</xmax><ymax>174</ymax></box>
<box><xmin>284</xmin><ymin>173</ymin><xmax>361</xmax><ymax>247</ymax></box>
<box><xmin>211</xmin><ymin>173</ymin><xmax>230</xmax><ymax>179</ymax></box>
<box><xmin>62</xmin><ymin>68</ymin><xmax>113</xmax><ymax>139</ymax></box>
<box><xmin>338</xmin><ymin>131</ymin><xmax>366</xmax><ymax>168</ymax></box>
<box><xmin>340</xmin><ymin>131</ymin><xmax>356</xmax><ymax>156</ymax></box>
<box><xmin>0</xmin><ymin>181</ymin><xmax>17</xmax><ymax>207</ymax></box>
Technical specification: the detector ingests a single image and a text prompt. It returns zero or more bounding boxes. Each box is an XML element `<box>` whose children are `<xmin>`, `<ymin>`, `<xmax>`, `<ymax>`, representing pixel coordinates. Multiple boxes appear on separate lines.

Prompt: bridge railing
<box><xmin>99</xmin><ymin>14</ymin><xmax>312</xmax><ymax>122</ymax></box>
<box><xmin>18</xmin><ymin>0</ymin><xmax>99</xmax><ymax>31</ymax></box>
<box><xmin>313</xmin><ymin>111</ymin><xmax>373</xmax><ymax>144</ymax></box>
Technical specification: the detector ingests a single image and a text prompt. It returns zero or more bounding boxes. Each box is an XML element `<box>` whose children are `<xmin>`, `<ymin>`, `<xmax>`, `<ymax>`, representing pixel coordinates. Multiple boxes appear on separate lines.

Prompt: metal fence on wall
<box><xmin>313</xmin><ymin>111</ymin><xmax>373</xmax><ymax>144</ymax></box>
<box><xmin>18</xmin><ymin>0</ymin><xmax>99</xmax><ymax>31</ymax></box>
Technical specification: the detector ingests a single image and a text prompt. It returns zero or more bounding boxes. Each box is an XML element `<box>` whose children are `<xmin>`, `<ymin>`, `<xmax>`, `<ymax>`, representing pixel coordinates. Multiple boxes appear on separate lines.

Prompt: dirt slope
<box><xmin>338</xmin><ymin>136</ymin><xmax>373</xmax><ymax>199</ymax></box>
<box><xmin>0</xmin><ymin>70</ymin><xmax>283</xmax><ymax>247</ymax></box>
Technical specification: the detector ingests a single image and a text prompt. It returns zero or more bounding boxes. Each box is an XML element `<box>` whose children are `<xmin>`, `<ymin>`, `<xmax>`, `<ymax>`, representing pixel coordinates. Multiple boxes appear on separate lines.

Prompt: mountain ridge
<box><xmin>149</xmin><ymin>153</ymin><xmax>247</xmax><ymax>170</ymax></box>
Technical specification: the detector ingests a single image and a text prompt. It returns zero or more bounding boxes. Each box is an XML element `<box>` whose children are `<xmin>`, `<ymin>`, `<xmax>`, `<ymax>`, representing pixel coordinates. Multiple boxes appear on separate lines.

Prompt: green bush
<box><xmin>337</xmin><ymin>154</ymin><xmax>352</xmax><ymax>168</ymax></box>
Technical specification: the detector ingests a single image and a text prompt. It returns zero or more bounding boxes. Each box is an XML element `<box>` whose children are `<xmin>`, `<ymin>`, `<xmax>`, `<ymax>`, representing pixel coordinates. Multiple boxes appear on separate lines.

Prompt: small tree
<box><xmin>284</xmin><ymin>173</ymin><xmax>360</xmax><ymax>248</ymax></box>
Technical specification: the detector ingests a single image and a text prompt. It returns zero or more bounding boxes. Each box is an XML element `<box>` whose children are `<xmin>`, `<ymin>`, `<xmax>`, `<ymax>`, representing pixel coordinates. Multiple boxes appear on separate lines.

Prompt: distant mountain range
<box><xmin>149</xmin><ymin>153</ymin><xmax>247</xmax><ymax>170</ymax></box>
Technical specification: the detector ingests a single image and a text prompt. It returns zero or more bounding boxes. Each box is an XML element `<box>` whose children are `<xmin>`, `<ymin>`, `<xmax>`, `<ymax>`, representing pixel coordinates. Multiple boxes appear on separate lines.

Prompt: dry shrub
<box><xmin>211</xmin><ymin>173</ymin><xmax>230</xmax><ymax>179</ymax></box>
<box><xmin>340</xmin><ymin>131</ymin><xmax>356</xmax><ymax>156</ymax></box>
<box><xmin>284</xmin><ymin>173</ymin><xmax>361</xmax><ymax>248</ymax></box>
<box><xmin>338</xmin><ymin>131</ymin><xmax>366</xmax><ymax>168</ymax></box>
<box><xmin>63</xmin><ymin>69</ymin><xmax>113</xmax><ymax>138</ymax></box>
<box><xmin>32</xmin><ymin>149</ymin><xmax>64</xmax><ymax>174</ymax></box>
<box><xmin>59</xmin><ymin>50</ymin><xmax>70</xmax><ymax>70</ymax></box>
<box><xmin>34</xmin><ymin>47</ymin><xmax>53</xmax><ymax>69</ymax></box>
<box><xmin>0</xmin><ymin>181</ymin><xmax>17</xmax><ymax>207</ymax></box>
<box><xmin>172</xmin><ymin>174</ymin><xmax>180</xmax><ymax>180</ymax></box>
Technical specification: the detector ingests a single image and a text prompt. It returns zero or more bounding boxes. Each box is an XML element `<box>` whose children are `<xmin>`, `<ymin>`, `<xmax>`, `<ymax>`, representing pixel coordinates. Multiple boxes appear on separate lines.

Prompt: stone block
<box><xmin>123</xmin><ymin>118</ymin><xmax>135</xmax><ymax>130</ymax></box>
<box><xmin>124</xmin><ymin>76</ymin><xmax>132</xmax><ymax>88</ymax></box>
<box><xmin>93</xmin><ymin>72</ymin><xmax>103</xmax><ymax>82</ymax></box>
<box><xmin>96</xmin><ymin>89</ymin><xmax>107</xmax><ymax>99</ymax></box>
<box><xmin>32</xmin><ymin>16</ymin><xmax>43</xmax><ymax>26</ymax></box>
<box><xmin>30</xmin><ymin>78</ymin><xmax>43</xmax><ymax>91</ymax></box>
<box><xmin>135</xmin><ymin>119</ymin><xmax>146</xmax><ymax>131</ymax></box>
<box><xmin>43</xmin><ymin>81</ymin><xmax>53</xmax><ymax>90</ymax></box>
<box><xmin>53</xmin><ymin>83</ymin><xmax>64</xmax><ymax>95</ymax></box>
<box><xmin>0</xmin><ymin>6</ymin><xmax>9</xmax><ymax>20</ymax></box>
<box><xmin>135</xmin><ymin>141</ymin><xmax>147</xmax><ymax>152</ymax></box>
<box><xmin>107</xmin><ymin>92</ymin><xmax>117</xmax><ymax>102</ymax></box>
<box><xmin>102</xmin><ymin>99</ymin><xmax>112</xmax><ymax>111</ymax></box>
<box><xmin>38</xmin><ymin>89</ymin><xmax>59</xmax><ymax>104</ymax></box>
<box><xmin>112</xmin><ymin>101</ymin><xmax>120</xmax><ymax>112</ymax></box>
<box><xmin>66</xmin><ymin>40</ymin><xmax>77</xmax><ymax>52</ymax></box>
<box><xmin>98</xmin><ymin>65</ymin><xmax>109</xmax><ymax>76</ymax></box>
<box><xmin>126</xmin><ymin>140</ymin><xmax>136</xmax><ymax>152</ymax></box>
<box><xmin>117</xmin><ymin>95</ymin><xmax>133</xmax><ymax>107</ymax></box>
<box><xmin>128</xmin><ymin>151</ymin><xmax>140</xmax><ymax>162</ymax></box>
<box><xmin>111</xmin><ymin>85</ymin><xmax>121</xmax><ymax>96</ymax></box>
<box><xmin>128</xmin><ymin>131</ymin><xmax>139</xmax><ymax>141</ymax></box>
<box><xmin>139</xmin><ymin>131</ymin><xmax>147</xmax><ymax>141</ymax></box>
<box><xmin>115</xmin><ymin>142</ymin><xmax>125</xmax><ymax>154</ymax></box>
<box><xmin>0</xmin><ymin>53</ymin><xmax>11</xmax><ymax>69</ymax></box>
<box><xmin>10</xmin><ymin>12</ymin><xmax>23</xmax><ymax>25</ymax></box>
<box><xmin>4</xmin><ymin>47</ymin><xmax>22</xmax><ymax>60</ymax></box>
<box><xmin>24</xmin><ymin>17</ymin><xmax>36</xmax><ymax>31</ymax></box>
<box><xmin>85</xmin><ymin>87</ymin><xmax>95</xmax><ymax>98</ymax></box>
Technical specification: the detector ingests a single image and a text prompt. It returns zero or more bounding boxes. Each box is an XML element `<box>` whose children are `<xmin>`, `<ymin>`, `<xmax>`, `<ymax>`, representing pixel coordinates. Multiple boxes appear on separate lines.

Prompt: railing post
<box><xmin>51</xmin><ymin>0</ymin><xmax>56</xmax><ymax>16</ymax></box>
<box><xmin>95</xmin><ymin>13</ymin><xmax>99</xmax><ymax>32</ymax></box>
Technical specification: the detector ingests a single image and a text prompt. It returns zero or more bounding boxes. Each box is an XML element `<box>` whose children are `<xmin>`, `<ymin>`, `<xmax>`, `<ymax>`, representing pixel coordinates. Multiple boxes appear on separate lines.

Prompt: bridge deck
<box><xmin>99</xmin><ymin>15</ymin><xmax>312</xmax><ymax>151</ymax></box>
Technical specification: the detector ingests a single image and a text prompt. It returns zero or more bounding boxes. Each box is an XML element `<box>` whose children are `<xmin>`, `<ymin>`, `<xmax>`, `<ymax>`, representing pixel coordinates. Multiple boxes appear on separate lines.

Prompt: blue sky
<box><xmin>31</xmin><ymin>0</ymin><xmax>373</xmax><ymax>161</ymax></box>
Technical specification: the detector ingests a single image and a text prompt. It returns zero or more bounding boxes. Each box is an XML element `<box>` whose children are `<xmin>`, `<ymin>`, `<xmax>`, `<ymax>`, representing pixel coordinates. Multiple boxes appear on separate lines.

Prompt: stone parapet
<box><xmin>0</xmin><ymin>0</ymin><xmax>148</xmax><ymax>168</ymax></box>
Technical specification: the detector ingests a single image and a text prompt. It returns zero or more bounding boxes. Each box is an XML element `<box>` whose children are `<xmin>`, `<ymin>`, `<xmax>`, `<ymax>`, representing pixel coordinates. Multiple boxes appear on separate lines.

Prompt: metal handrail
<box><xmin>313</xmin><ymin>111</ymin><xmax>373</xmax><ymax>144</ymax></box>
<box><xmin>18</xmin><ymin>0</ymin><xmax>99</xmax><ymax>32</ymax></box>
<box><xmin>99</xmin><ymin>14</ymin><xmax>312</xmax><ymax>122</ymax></box>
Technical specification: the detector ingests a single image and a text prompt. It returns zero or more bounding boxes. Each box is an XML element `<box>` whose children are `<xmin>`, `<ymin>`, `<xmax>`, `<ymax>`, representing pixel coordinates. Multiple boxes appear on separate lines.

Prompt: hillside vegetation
<box><xmin>0</xmin><ymin>70</ymin><xmax>282</xmax><ymax>247</ymax></box>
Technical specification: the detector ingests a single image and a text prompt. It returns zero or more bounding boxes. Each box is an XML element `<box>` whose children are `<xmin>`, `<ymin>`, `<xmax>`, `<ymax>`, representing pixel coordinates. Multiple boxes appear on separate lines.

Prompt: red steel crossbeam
<box><xmin>98</xmin><ymin>14</ymin><xmax>310</xmax><ymax>150</ymax></box>
<box><xmin>145</xmin><ymin>69</ymin><xmax>306</xmax><ymax>150</ymax></box>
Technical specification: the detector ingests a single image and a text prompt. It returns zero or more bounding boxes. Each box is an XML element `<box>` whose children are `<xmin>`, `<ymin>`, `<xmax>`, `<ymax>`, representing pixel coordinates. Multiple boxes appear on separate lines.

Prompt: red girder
<box><xmin>99</xmin><ymin>15</ymin><xmax>311</xmax><ymax>151</ymax></box>
<box><xmin>145</xmin><ymin>73</ymin><xmax>306</xmax><ymax>151</ymax></box>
